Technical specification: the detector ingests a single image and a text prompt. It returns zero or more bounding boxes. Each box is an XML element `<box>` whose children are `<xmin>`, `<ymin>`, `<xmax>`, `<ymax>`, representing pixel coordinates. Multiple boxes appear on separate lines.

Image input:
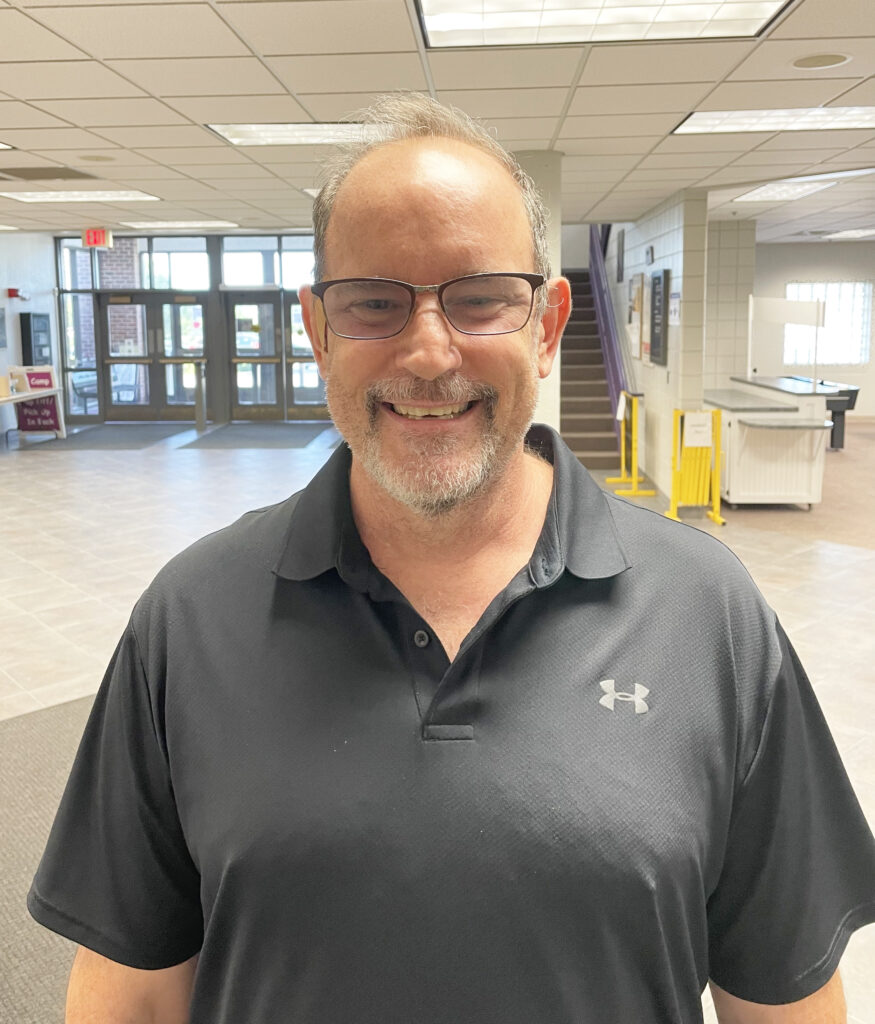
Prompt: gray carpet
<box><xmin>0</xmin><ymin>696</ymin><xmax>92</xmax><ymax>1024</ymax></box>
<box><xmin>18</xmin><ymin>423</ymin><xmax>190</xmax><ymax>450</ymax></box>
<box><xmin>181</xmin><ymin>421</ymin><xmax>330</xmax><ymax>449</ymax></box>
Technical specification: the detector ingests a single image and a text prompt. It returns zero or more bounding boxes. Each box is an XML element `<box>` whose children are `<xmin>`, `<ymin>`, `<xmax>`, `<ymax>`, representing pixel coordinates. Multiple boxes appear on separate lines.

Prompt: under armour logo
<box><xmin>599</xmin><ymin>679</ymin><xmax>650</xmax><ymax>714</ymax></box>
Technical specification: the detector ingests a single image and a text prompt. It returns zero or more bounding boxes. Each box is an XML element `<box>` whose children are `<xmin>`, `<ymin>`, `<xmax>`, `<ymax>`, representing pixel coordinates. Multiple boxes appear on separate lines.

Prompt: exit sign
<box><xmin>82</xmin><ymin>228</ymin><xmax>113</xmax><ymax>248</ymax></box>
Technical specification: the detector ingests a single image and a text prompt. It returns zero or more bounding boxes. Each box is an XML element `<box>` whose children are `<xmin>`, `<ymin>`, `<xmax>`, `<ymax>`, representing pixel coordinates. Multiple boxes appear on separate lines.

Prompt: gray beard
<box><xmin>359</xmin><ymin>374</ymin><xmax>503</xmax><ymax>519</ymax></box>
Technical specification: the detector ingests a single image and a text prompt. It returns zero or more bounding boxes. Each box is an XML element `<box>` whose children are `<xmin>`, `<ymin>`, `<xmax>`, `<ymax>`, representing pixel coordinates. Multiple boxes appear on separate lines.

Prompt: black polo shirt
<box><xmin>29</xmin><ymin>426</ymin><xmax>875</xmax><ymax>1023</ymax></box>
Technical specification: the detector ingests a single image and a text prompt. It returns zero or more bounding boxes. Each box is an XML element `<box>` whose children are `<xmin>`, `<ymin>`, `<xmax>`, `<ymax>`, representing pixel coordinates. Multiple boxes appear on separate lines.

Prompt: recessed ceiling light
<box><xmin>792</xmin><ymin>53</ymin><xmax>851</xmax><ymax>70</ymax></box>
<box><xmin>822</xmin><ymin>228</ymin><xmax>875</xmax><ymax>240</ymax></box>
<box><xmin>0</xmin><ymin>224</ymin><xmax>19</xmax><ymax>231</ymax></box>
<box><xmin>676</xmin><ymin>107</ymin><xmax>875</xmax><ymax>134</ymax></box>
<box><xmin>417</xmin><ymin>0</ymin><xmax>786</xmax><ymax>46</ymax></box>
<box><xmin>120</xmin><ymin>220</ymin><xmax>239</xmax><ymax>229</ymax></box>
<box><xmin>734</xmin><ymin>181</ymin><xmax>838</xmax><ymax>202</ymax></box>
<box><xmin>0</xmin><ymin>190</ymin><xmax>159</xmax><ymax>203</ymax></box>
<box><xmin>208</xmin><ymin>123</ymin><xmax>384</xmax><ymax>146</ymax></box>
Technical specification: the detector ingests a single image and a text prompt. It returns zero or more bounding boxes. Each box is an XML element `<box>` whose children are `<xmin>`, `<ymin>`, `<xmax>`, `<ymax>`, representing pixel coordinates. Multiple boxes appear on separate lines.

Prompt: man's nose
<box><xmin>393</xmin><ymin>293</ymin><xmax>462</xmax><ymax>380</ymax></box>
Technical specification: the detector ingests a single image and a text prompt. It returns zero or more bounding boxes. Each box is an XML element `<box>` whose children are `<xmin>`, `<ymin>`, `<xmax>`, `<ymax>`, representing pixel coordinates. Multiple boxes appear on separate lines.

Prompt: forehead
<box><xmin>323</xmin><ymin>137</ymin><xmax>534</xmax><ymax>278</ymax></box>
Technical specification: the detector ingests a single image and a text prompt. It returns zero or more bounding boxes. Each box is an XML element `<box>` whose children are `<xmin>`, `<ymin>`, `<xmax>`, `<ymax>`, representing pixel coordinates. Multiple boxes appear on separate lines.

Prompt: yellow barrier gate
<box><xmin>606</xmin><ymin>390</ymin><xmax>656</xmax><ymax>498</ymax></box>
<box><xmin>664</xmin><ymin>408</ymin><xmax>726</xmax><ymax>525</ymax></box>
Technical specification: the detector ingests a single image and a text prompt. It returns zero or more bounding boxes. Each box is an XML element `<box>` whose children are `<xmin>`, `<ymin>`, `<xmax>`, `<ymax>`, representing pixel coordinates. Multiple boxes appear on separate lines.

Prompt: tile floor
<box><xmin>1</xmin><ymin>422</ymin><xmax>873</xmax><ymax>1021</ymax></box>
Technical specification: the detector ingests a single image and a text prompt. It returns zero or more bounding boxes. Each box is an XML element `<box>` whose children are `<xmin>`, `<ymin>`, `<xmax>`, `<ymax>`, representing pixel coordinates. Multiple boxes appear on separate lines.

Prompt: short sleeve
<box><xmin>27</xmin><ymin>620</ymin><xmax>203</xmax><ymax>969</ymax></box>
<box><xmin>707</xmin><ymin>622</ymin><xmax>875</xmax><ymax>1003</ymax></box>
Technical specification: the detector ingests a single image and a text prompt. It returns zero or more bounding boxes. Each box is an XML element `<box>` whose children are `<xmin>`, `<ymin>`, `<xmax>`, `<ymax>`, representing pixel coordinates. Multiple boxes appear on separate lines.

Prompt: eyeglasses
<box><xmin>310</xmin><ymin>272</ymin><xmax>545</xmax><ymax>340</ymax></box>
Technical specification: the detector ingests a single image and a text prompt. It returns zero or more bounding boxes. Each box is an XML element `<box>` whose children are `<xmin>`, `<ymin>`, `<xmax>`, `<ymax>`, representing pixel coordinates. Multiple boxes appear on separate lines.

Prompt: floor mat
<box><xmin>16</xmin><ymin>423</ymin><xmax>190</xmax><ymax>450</ymax></box>
<box><xmin>181</xmin><ymin>422</ymin><xmax>331</xmax><ymax>449</ymax></box>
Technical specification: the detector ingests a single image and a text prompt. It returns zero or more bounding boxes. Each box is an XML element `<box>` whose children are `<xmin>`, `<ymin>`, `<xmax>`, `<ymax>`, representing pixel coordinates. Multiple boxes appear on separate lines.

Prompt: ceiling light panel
<box><xmin>418</xmin><ymin>0</ymin><xmax>786</xmax><ymax>46</ymax></box>
<box><xmin>734</xmin><ymin>181</ymin><xmax>837</xmax><ymax>201</ymax></box>
<box><xmin>208</xmin><ymin>123</ymin><xmax>384</xmax><ymax>146</ymax></box>
<box><xmin>822</xmin><ymin>228</ymin><xmax>875</xmax><ymax>239</ymax></box>
<box><xmin>676</xmin><ymin>107</ymin><xmax>875</xmax><ymax>133</ymax></box>
<box><xmin>0</xmin><ymin>224</ymin><xmax>19</xmax><ymax>230</ymax></box>
<box><xmin>0</xmin><ymin>190</ymin><xmax>160</xmax><ymax>203</ymax></box>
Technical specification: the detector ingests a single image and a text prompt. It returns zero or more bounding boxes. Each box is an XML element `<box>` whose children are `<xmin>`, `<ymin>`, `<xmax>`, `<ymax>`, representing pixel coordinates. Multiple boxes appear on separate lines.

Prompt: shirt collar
<box><xmin>274</xmin><ymin>425</ymin><xmax>631</xmax><ymax>585</ymax></box>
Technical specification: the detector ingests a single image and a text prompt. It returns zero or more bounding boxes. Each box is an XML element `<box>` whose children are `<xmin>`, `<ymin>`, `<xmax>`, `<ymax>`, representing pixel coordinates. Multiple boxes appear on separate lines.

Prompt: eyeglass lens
<box><xmin>321</xmin><ymin>275</ymin><xmax>536</xmax><ymax>339</ymax></box>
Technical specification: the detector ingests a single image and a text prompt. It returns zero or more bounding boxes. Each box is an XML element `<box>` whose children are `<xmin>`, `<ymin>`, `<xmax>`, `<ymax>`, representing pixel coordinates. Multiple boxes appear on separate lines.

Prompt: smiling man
<box><xmin>29</xmin><ymin>94</ymin><xmax>875</xmax><ymax>1024</ymax></box>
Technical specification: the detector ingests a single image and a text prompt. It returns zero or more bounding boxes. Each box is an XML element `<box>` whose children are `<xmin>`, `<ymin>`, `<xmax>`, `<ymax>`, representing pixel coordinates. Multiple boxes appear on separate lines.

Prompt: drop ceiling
<box><xmin>0</xmin><ymin>0</ymin><xmax>871</xmax><ymax>243</ymax></box>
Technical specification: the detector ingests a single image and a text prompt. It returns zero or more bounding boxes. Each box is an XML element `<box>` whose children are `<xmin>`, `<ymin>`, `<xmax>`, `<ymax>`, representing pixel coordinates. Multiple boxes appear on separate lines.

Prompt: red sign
<box><xmin>15</xmin><ymin>368</ymin><xmax>62</xmax><ymax>433</ymax></box>
<box><xmin>82</xmin><ymin>228</ymin><xmax>113</xmax><ymax>248</ymax></box>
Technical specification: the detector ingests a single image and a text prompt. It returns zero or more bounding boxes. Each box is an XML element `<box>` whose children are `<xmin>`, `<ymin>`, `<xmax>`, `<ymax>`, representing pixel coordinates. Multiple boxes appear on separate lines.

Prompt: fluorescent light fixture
<box><xmin>0</xmin><ymin>141</ymin><xmax>12</xmax><ymax>150</ymax></box>
<box><xmin>782</xmin><ymin>167</ymin><xmax>875</xmax><ymax>183</ymax></box>
<box><xmin>208</xmin><ymin>123</ymin><xmax>384</xmax><ymax>146</ymax></box>
<box><xmin>676</xmin><ymin>107</ymin><xmax>875</xmax><ymax>134</ymax></box>
<box><xmin>0</xmin><ymin>224</ymin><xmax>19</xmax><ymax>231</ymax></box>
<box><xmin>822</xmin><ymin>228</ymin><xmax>875</xmax><ymax>240</ymax></box>
<box><xmin>734</xmin><ymin>181</ymin><xmax>837</xmax><ymax>202</ymax></box>
<box><xmin>418</xmin><ymin>0</ymin><xmax>785</xmax><ymax>46</ymax></box>
<box><xmin>121</xmin><ymin>220</ymin><xmax>238</xmax><ymax>229</ymax></box>
<box><xmin>302</xmin><ymin>188</ymin><xmax>320</xmax><ymax>198</ymax></box>
<box><xmin>0</xmin><ymin>190</ymin><xmax>159</xmax><ymax>203</ymax></box>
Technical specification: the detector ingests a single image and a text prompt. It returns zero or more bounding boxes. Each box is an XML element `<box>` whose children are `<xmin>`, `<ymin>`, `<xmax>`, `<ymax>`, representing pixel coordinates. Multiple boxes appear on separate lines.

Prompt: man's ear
<box><xmin>299</xmin><ymin>285</ymin><xmax>330</xmax><ymax>378</ymax></box>
<box><xmin>535</xmin><ymin>276</ymin><xmax>572</xmax><ymax>379</ymax></box>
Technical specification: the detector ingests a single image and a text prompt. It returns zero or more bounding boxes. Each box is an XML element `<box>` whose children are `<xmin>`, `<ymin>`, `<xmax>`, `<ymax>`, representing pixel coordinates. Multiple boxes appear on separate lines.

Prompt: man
<box><xmin>29</xmin><ymin>94</ymin><xmax>875</xmax><ymax>1023</ymax></box>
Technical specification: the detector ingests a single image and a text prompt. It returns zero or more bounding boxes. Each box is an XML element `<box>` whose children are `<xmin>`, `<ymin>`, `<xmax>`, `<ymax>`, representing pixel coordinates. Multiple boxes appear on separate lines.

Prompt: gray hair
<box><xmin>311</xmin><ymin>93</ymin><xmax>551</xmax><ymax>292</ymax></box>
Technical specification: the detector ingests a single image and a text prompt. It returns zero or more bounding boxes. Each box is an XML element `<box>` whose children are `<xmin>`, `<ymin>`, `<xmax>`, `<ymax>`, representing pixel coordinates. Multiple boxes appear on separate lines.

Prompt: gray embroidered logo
<box><xmin>599</xmin><ymin>679</ymin><xmax>650</xmax><ymax>714</ymax></box>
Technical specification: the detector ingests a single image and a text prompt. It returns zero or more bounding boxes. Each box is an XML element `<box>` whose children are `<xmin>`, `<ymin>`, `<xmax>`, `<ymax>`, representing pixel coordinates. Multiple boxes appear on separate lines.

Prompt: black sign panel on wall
<box><xmin>649</xmin><ymin>270</ymin><xmax>669</xmax><ymax>367</ymax></box>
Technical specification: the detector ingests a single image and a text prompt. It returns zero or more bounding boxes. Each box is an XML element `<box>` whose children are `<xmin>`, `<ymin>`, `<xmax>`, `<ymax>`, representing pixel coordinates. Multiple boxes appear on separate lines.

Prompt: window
<box><xmin>784</xmin><ymin>281</ymin><xmax>872</xmax><ymax>366</ymax></box>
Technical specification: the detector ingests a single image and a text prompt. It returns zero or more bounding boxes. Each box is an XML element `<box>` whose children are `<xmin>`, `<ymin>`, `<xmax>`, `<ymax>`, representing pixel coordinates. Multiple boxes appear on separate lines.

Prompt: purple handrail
<box><xmin>588</xmin><ymin>224</ymin><xmax>626</xmax><ymax>439</ymax></box>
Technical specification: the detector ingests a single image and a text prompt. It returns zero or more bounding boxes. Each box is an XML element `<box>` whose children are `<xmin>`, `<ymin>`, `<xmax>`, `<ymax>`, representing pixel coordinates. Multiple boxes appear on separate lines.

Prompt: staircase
<box><xmin>560</xmin><ymin>269</ymin><xmax>620</xmax><ymax>470</ymax></box>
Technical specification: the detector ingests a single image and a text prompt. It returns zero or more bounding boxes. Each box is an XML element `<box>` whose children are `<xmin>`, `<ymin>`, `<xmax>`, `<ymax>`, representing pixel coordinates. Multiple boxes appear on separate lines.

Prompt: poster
<box><xmin>13</xmin><ymin>366</ymin><xmax>63</xmax><ymax>433</ymax></box>
<box><xmin>649</xmin><ymin>270</ymin><xmax>670</xmax><ymax>367</ymax></box>
<box><xmin>626</xmin><ymin>273</ymin><xmax>644</xmax><ymax>359</ymax></box>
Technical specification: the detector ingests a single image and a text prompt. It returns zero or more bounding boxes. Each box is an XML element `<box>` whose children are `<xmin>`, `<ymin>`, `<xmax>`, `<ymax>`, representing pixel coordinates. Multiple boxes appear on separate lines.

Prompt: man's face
<box><xmin>304</xmin><ymin>138</ymin><xmax>557</xmax><ymax>518</ymax></box>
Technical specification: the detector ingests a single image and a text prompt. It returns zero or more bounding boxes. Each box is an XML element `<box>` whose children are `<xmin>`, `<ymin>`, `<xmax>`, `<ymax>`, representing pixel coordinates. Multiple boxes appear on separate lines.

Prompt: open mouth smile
<box><xmin>387</xmin><ymin>401</ymin><xmax>474</xmax><ymax>420</ymax></box>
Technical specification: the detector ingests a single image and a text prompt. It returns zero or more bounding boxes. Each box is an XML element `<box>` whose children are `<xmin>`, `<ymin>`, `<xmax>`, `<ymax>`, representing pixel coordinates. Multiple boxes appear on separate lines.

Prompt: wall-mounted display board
<box><xmin>650</xmin><ymin>270</ymin><xmax>670</xmax><ymax>367</ymax></box>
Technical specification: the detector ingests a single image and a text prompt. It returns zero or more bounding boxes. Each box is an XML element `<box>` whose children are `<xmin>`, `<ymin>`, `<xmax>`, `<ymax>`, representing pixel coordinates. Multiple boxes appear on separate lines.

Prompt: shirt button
<box><xmin>413</xmin><ymin>629</ymin><xmax>430</xmax><ymax>648</ymax></box>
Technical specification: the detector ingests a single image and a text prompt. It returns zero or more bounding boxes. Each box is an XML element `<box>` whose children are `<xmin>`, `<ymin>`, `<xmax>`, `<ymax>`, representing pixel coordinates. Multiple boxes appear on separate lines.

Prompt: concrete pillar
<box><xmin>513</xmin><ymin>149</ymin><xmax>563</xmax><ymax>431</ymax></box>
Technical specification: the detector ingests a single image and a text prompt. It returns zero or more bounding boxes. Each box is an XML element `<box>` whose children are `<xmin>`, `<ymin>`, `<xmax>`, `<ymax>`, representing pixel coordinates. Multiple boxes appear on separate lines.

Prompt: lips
<box><xmin>390</xmin><ymin>401</ymin><xmax>473</xmax><ymax>419</ymax></box>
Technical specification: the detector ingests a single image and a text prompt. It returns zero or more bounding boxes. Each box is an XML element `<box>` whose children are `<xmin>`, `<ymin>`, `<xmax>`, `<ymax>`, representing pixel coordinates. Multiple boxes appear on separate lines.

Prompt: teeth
<box><xmin>392</xmin><ymin>402</ymin><xmax>471</xmax><ymax>419</ymax></box>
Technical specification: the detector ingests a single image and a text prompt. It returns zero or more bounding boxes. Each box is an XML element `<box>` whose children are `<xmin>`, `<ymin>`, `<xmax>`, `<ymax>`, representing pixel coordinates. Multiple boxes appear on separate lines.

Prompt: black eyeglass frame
<box><xmin>309</xmin><ymin>272</ymin><xmax>546</xmax><ymax>340</ymax></box>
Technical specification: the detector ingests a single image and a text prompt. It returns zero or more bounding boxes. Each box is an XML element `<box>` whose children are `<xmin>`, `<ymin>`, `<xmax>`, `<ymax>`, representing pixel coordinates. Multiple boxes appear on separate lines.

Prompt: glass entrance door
<box><xmin>98</xmin><ymin>294</ymin><xmax>207</xmax><ymax>420</ymax></box>
<box><xmin>226</xmin><ymin>292</ymin><xmax>328</xmax><ymax>421</ymax></box>
<box><xmin>284</xmin><ymin>293</ymin><xmax>328</xmax><ymax>420</ymax></box>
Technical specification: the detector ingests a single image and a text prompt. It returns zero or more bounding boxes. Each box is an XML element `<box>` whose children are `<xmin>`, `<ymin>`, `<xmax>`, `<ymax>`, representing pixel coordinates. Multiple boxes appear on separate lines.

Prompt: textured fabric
<box><xmin>28</xmin><ymin>427</ymin><xmax>875</xmax><ymax>1022</ymax></box>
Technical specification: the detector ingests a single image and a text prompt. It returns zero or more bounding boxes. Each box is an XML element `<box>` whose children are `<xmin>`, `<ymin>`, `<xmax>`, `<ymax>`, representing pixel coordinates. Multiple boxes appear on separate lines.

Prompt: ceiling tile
<box><xmin>770</xmin><ymin>0</ymin><xmax>871</xmax><ymax>40</ymax></box>
<box><xmin>31</xmin><ymin>98</ymin><xmax>190</xmax><ymax>127</ymax></box>
<box><xmin>559</xmin><ymin>114</ymin><xmax>684</xmax><ymax>140</ymax></box>
<box><xmin>294</xmin><ymin>93</ymin><xmax>385</xmax><ymax>122</ymax></box>
<box><xmin>651</xmin><ymin>133</ymin><xmax>772</xmax><ymax>153</ymax></box>
<box><xmin>107</xmin><ymin>57</ymin><xmax>284</xmax><ymax>97</ymax></box>
<box><xmin>561</xmin><ymin>136</ymin><xmax>663</xmax><ymax>156</ymax></box>
<box><xmin>754</xmin><ymin>129</ymin><xmax>875</xmax><ymax>149</ymax></box>
<box><xmin>578</xmin><ymin>41</ymin><xmax>755</xmax><ymax>87</ymax></box>
<box><xmin>729</xmin><ymin>38</ymin><xmax>875</xmax><ymax>82</ymax></box>
<box><xmin>218</xmin><ymin>1</ymin><xmax>417</xmax><ymax>56</ymax></box>
<box><xmin>636</xmin><ymin>152</ymin><xmax>731</xmax><ymax>170</ymax></box>
<box><xmin>267</xmin><ymin>53</ymin><xmax>426</xmax><ymax>94</ymax></box>
<box><xmin>427</xmin><ymin>46</ymin><xmax>582</xmax><ymax>90</ymax></box>
<box><xmin>0</xmin><ymin>101</ymin><xmax>69</xmax><ymax>129</ymax></box>
<box><xmin>730</xmin><ymin>148</ymin><xmax>845</xmax><ymax>165</ymax></box>
<box><xmin>173</xmin><ymin>164</ymin><xmax>275</xmax><ymax>179</ymax></box>
<box><xmin>0</xmin><ymin>61</ymin><xmax>145</xmax><ymax>100</ymax></box>
<box><xmin>167</xmin><ymin>95</ymin><xmax>310</xmax><ymax>123</ymax></box>
<box><xmin>698</xmin><ymin>78</ymin><xmax>863</xmax><ymax>111</ymax></box>
<box><xmin>0</xmin><ymin>151</ymin><xmax>61</xmax><ymax>169</ymax></box>
<box><xmin>27</xmin><ymin>149</ymin><xmax>154</xmax><ymax>166</ymax></box>
<box><xmin>134</xmin><ymin>146</ymin><xmax>247</xmax><ymax>165</ymax></box>
<box><xmin>0</xmin><ymin>9</ymin><xmax>87</xmax><ymax>60</ymax></box>
<box><xmin>235</xmin><ymin>144</ymin><xmax>335</xmax><ymax>163</ymax></box>
<box><xmin>435</xmin><ymin>88</ymin><xmax>568</xmax><ymax>119</ymax></box>
<box><xmin>0</xmin><ymin>127</ymin><xmax>119</xmax><ymax>149</ymax></box>
<box><xmin>827</xmin><ymin>77</ymin><xmax>875</xmax><ymax>106</ymax></box>
<box><xmin>95</xmin><ymin>126</ymin><xmax>228</xmax><ymax>148</ymax></box>
<box><xmin>556</xmin><ymin>154</ymin><xmax>640</xmax><ymax>171</ymax></box>
<box><xmin>29</xmin><ymin>5</ymin><xmax>250</xmax><ymax>59</ymax></box>
<box><xmin>485</xmin><ymin>116</ymin><xmax>558</xmax><ymax>141</ymax></box>
<box><xmin>569</xmin><ymin>83</ymin><xmax>710</xmax><ymax>117</ymax></box>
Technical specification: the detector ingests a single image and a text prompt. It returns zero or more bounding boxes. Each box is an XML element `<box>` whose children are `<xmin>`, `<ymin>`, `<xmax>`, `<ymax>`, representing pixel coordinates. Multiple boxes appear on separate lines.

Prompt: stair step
<box><xmin>564</xmin><ymin>270</ymin><xmax>590</xmax><ymax>283</ymax></box>
<box><xmin>562</xmin><ymin>396</ymin><xmax>612</xmax><ymax>413</ymax></box>
<box><xmin>561</xmin><ymin>415</ymin><xmax>615</xmax><ymax>433</ymax></box>
<box><xmin>561</xmin><ymin>430</ymin><xmax>618</xmax><ymax>452</ymax></box>
<box><xmin>563</xmin><ymin>365</ymin><xmax>606</xmax><ymax>382</ymax></box>
<box><xmin>562</xmin><ymin>379</ymin><xmax>609</xmax><ymax>397</ymax></box>
<box><xmin>562</xmin><ymin>340</ymin><xmax>601</xmax><ymax>355</ymax></box>
<box><xmin>573</xmin><ymin>451</ymin><xmax>621</xmax><ymax>470</ymax></box>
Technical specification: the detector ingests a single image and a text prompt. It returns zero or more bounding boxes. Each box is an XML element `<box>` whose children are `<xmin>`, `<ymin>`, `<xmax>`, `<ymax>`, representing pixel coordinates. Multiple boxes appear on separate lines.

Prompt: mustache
<box><xmin>366</xmin><ymin>374</ymin><xmax>498</xmax><ymax>409</ymax></box>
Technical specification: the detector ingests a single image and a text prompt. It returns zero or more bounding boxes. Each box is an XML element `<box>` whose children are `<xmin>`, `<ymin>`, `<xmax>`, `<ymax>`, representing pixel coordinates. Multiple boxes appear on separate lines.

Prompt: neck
<box><xmin>350</xmin><ymin>444</ymin><xmax>553</xmax><ymax>568</ymax></box>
